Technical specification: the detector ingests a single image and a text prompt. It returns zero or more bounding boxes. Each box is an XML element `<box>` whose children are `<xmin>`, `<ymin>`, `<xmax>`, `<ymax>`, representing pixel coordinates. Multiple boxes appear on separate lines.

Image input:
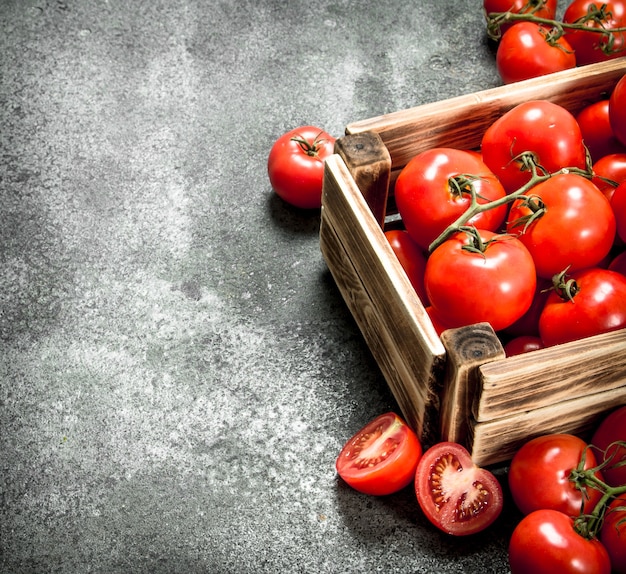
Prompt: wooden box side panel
<box><xmin>346</xmin><ymin>58</ymin><xmax>626</xmax><ymax>170</ymax></box>
<box><xmin>470</xmin><ymin>386</ymin><xmax>626</xmax><ymax>467</ymax></box>
<box><xmin>475</xmin><ymin>329</ymin><xmax>626</xmax><ymax>422</ymax></box>
<box><xmin>320</xmin><ymin>154</ymin><xmax>445</xmax><ymax>441</ymax></box>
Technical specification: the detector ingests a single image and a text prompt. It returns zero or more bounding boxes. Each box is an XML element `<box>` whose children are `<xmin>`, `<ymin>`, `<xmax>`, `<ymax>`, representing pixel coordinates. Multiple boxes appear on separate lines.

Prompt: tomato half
<box><xmin>508</xmin><ymin>433</ymin><xmax>605</xmax><ymax>517</ymax></box>
<box><xmin>600</xmin><ymin>495</ymin><xmax>626</xmax><ymax>574</ymax></box>
<box><xmin>591</xmin><ymin>405</ymin><xmax>626</xmax><ymax>488</ymax></box>
<box><xmin>424</xmin><ymin>229</ymin><xmax>537</xmax><ymax>331</ymax></box>
<box><xmin>496</xmin><ymin>22</ymin><xmax>576</xmax><ymax>84</ymax></box>
<box><xmin>267</xmin><ymin>126</ymin><xmax>335</xmax><ymax>209</ymax></box>
<box><xmin>384</xmin><ymin>229</ymin><xmax>429</xmax><ymax>305</ymax></box>
<box><xmin>335</xmin><ymin>412</ymin><xmax>422</xmax><ymax>496</ymax></box>
<box><xmin>611</xmin><ymin>73</ymin><xmax>626</xmax><ymax>146</ymax></box>
<box><xmin>414</xmin><ymin>442</ymin><xmax>503</xmax><ymax>536</ymax></box>
<box><xmin>507</xmin><ymin>173</ymin><xmax>616</xmax><ymax>278</ymax></box>
<box><xmin>394</xmin><ymin>148</ymin><xmax>507</xmax><ymax>251</ymax></box>
<box><xmin>509</xmin><ymin>509</ymin><xmax>612</xmax><ymax>574</ymax></box>
<box><xmin>578</xmin><ymin>101</ymin><xmax>626</xmax><ymax>164</ymax></box>
<box><xmin>481</xmin><ymin>100</ymin><xmax>587</xmax><ymax>194</ymax></box>
<box><xmin>539</xmin><ymin>268</ymin><xmax>626</xmax><ymax>346</ymax></box>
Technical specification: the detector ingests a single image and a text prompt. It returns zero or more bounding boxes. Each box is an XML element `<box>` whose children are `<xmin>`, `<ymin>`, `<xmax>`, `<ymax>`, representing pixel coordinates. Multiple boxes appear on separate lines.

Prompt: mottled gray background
<box><xmin>1</xmin><ymin>1</ymin><xmax>520</xmax><ymax>572</ymax></box>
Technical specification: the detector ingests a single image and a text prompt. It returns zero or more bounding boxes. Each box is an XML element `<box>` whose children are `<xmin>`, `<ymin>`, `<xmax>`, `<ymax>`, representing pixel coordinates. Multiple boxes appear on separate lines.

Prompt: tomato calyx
<box><xmin>550</xmin><ymin>268</ymin><xmax>580</xmax><ymax>302</ymax></box>
<box><xmin>290</xmin><ymin>131</ymin><xmax>330</xmax><ymax>158</ymax></box>
<box><xmin>486</xmin><ymin>1</ymin><xmax>626</xmax><ymax>52</ymax></box>
<box><xmin>569</xmin><ymin>442</ymin><xmax>626</xmax><ymax>539</ymax></box>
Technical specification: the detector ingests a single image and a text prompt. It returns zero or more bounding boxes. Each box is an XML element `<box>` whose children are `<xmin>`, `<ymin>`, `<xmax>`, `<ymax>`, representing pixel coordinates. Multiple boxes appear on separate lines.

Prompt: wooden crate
<box><xmin>320</xmin><ymin>58</ymin><xmax>626</xmax><ymax>466</ymax></box>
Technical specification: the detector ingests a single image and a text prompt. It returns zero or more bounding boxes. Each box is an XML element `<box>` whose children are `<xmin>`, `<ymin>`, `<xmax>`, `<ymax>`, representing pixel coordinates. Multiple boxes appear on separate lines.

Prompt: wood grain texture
<box><xmin>470</xmin><ymin>386</ymin><xmax>626</xmax><ymax>467</ymax></box>
<box><xmin>334</xmin><ymin>132</ymin><xmax>391</xmax><ymax>228</ymax></box>
<box><xmin>346</xmin><ymin>58</ymin><xmax>626</xmax><ymax>171</ymax></box>
<box><xmin>320</xmin><ymin>154</ymin><xmax>444</xmax><ymax>442</ymax></box>
<box><xmin>438</xmin><ymin>323</ymin><xmax>505</xmax><ymax>446</ymax></box>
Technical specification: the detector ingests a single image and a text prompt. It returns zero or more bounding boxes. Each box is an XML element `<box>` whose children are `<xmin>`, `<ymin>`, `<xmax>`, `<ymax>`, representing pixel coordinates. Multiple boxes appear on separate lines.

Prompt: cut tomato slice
<box><xmin>335</xmin><ymin>412</ymin><xmax>422</xmax><ymax>496</ymax></box>
<box><xmin>414</xmin><ymin>442</ymin><xmax>503</xmax><ymax>535</ymax></box>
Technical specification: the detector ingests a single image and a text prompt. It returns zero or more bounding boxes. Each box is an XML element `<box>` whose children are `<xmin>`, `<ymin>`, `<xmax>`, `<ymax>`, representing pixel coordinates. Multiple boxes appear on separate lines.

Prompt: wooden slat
<box><xmin>346</xmin><ymin>58</ymin><xmax>626</xmax><ymax>170</ymax></box>
<box><xmin>474</xmin><ymin>329</ymin><xmax>626</xmax><ymax>422</ymax></box>
<box><xmin>320</xmin><ymin>154</ymin><xmax>445</xmax><ymax>442</ymax></box>
<box><xmin>470</xmin><ymin>387</ymin><xmax>626</xmax><ymax>467</ymax></box>
<box><xmin>438</xmin><ymin>323</ymin><xmax>505</xmax><ymax>445</ymax></box>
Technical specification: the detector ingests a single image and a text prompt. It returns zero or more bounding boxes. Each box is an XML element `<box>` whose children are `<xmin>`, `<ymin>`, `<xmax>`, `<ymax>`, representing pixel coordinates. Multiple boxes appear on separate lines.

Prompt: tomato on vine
<box><xmin>591</xmin><ymin>405</ymin><xmax>626</xmax><ymax>488</ymax></box>
<box><xmin>483</xmin><ymin>0</ymin><xmax>558</xmax><ymax>35</ymax></box>
<box><xmin>600</xmin><ymin>495</ymin><xmax>626</xmax><ymax>573</ymax></box>
<box><xmin>424</xmin><ymin>228</ymin><xmax>536</xmax><ymax>331</ymax></box>
<box><xmin>509</xmin><ymin>509</ymin><xmax>612</xmax><ymax>574</ymax></box>
<box><xmin>481</xmin><ymin>100</ymin><xmax>587</xmax><ymax>195</ymax></box>
<box><xmin>578</xmin><ymin>101</ymin><xmax>626</xmax><ymax>164</ymax></box>
<box><xmin>592</xmin><ymin>153</ymin><xmax>626</xmax><ymax>201</ymax></box>
<box><xmin>496</xmin><ymin>22</ymin><xmax>576</xmax><ymax>84</ymax></box>
<box><xmin>506</xmin><ymin>173</ymin><xmax>616</xmax><ymax>278</ymax></box>
<box><xmin>267</xmin><ymin>126</ymin><xmax>335</xmax><ymax>209</ymax></box>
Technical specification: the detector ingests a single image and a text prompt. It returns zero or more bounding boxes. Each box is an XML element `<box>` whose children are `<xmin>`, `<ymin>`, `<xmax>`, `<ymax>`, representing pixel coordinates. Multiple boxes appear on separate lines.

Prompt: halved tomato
<box><xmin>414</xmin><ymin>442</ymin><xmax>503</xmax><ymax>536</ymax></box>
<box><xmin>336</xmin><ymin>412</ymin><xmax>422</xmax><ymax>496</ymax></box>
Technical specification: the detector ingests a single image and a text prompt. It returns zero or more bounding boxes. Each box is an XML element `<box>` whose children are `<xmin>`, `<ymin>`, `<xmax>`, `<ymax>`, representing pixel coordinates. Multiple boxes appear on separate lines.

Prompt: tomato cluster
<box><xmin>507</xmin><ymin>407</ymin><xmax>626</xmax><ymax>573</ymax></box>
<box><xmin>484</xmin><ymin>0</ymin><xmax>626</xmax><ymax>84</ymax></box>
<box><xmin>335</xmin><ymin>406</ymin><xmax>626</xmax><ymax>572</ymax></box>
<box><xmin>389</xmin><ymin>75</ymin><xmax>626</xmax><ymax>355</ymax></box>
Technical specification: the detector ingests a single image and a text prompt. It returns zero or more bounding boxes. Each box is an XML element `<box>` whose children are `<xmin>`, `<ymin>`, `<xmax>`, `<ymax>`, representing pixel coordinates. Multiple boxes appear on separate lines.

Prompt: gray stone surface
<box><xmin>1</xmin><ymin>1</ymin><xmax>519</xmax><ymax>572</ymax></box>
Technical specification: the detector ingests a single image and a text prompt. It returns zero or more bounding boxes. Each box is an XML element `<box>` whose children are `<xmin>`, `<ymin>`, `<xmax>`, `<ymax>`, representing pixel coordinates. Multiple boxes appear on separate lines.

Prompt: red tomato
<box><xmin>335</xmin><ymin>412</ymin><xmax>422</xmax><ymax>496</ymax></box>
<box><xmin>600</xmin><ymin>495</ymin><xmax>626</xmax><ymax>574</ymax></box>
<box><xmin>611</xmin><ymin>74</ymin><xmax>626</xmax><ymax>146</ymax></box>
<box><xmin>496</xmin><ymin>22</ymin><xmax>576</xmax><ymax>84</ymax></box>
<box><xmin>414</xmin><ymin>442</ymin><xmax>503</xmax><ymax>536</ymax></box>
<box><xmin>509</xmin><ymin>509</ymin><xmax>612</xmax><ymax>574</ymax></box>
<box><xmin>609</xmin><ymin>249</ymin><xmax>626</xmax><ymax>275</ymax></box>
<box><xmin>612</xmin><ymin>181</ymin><xmax>626</xmax><ymax>242</ymax></box>
<box><xmin>507</xmin><ymin>173</ymin><xmax>616</xmax><ymax>278</ymax></box>
<box><xmin>502</xmin><ymin>277</ymin><xmax>552</xmax><ymax>337</ymax></box>
<box><xmin>483</xmin><ymin>0</ymin><xmax>558</xmax><ymax>34</ymax></box>
<box><xmin>424</xmin><ymin>229</ymin><xmax>537</xmax><ymax>331</ymax></box>
<box><xmin>578</xmin><ymin>101</ymin><xmax>626</xmax><ymax>164</ymax></box>
<box><xmin>563</xmin><ymin>0</ymin><xmax>626</xmax><ymax>66</ymax></box>
<box><xmin>504</xmin><ymin>335</ymin><xmax>544</xmax><ymax>356</ymax></box>
<box><xmin>593</xmin><ymin>153</ymin><xmax>626</xmax><ymax>201</ymax></box>
<box><xmin>481</xmin><ymin>100</ymin><xmax>587</xmax><ymax>194</ymax></box>
<box><xmin>591</xmin><ymin>405</ymin><xmax>626</xmax><ymax>488</ymax></box>
<box><xmin>539</xmin><ymin>268</ymin><xmax>626</xmax><ymax>346</ymax></box>
<box><xmin>508</xmin><ymin>433</ymin><xmax>604</xmax><ymax>517</ymax></box>
<box><xmin>267</xmin><ymin>126</ymin><xmax>335</xmax><ymax>209</ymax></box>
<box><xmin>384</xmin><ymin>229</ymin><xmax>429</xmax><ymax>305</ymax></box>
<box><xmin>394</xmin><ymin>148</ymin><xmax>507</xmax><ymax>251</ymax></box>
<box><xmin>425</xmin><ymin>305</ymin><xmax>451</xmax><ymax>336</ymax></box>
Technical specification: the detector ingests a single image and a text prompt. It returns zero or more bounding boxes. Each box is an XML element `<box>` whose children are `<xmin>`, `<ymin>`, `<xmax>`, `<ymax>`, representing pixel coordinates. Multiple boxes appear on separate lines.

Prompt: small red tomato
<box><xmin>507</xmin><ymin>173</ymin><xmax>616</xmax><ymax>278</ymax></box>
<box><xmin>591</xmin><ymin>405</ymin><xmax>626</xmax><ymax>488</ymax></box>
<box><xmin>600</xmin><ymin>495</ymin><xmax>626</xmax><ymax>574</ymax></box>
<box><xmin>539</xmin><ymin>268</ymin><xmax>626</xmax><ymax>346</ymax></box>
<box><xmin>592</xmin><ymin>153</ymin><xmax>626</xmax><ymax>201</ymax></box>
<box><xmin>578</xmin><ymin>101</ymin><xmax>626</xmax><ymax>164</ymax></box>
<box><xmin>504</xmin><ymin>335</ymin><xmax>544</xmax><ymax>356</ymax></box>
<box><xmin>611</xmin><ymin>73</ymin><xmax>626</xmax><ymax>146</ymax></box>
<box><xmin>424</xmin><ymin>229</ymin><xmax>537</xmax><ymax>331</ymax></box>
<box><xmin>414</xmin><ymin>442</ymin><xmax>503</xmax><ymax>536</ymax></box>
<box><xmin>509</xmin><ymin>509</ymin><xmax>612</xmax><ymax>574</ymax></box>
<box><xmin>508</xmin><ymin>433</ymin><xmax>604</xmax><ymax>517</ymax></box>
<box><xmin>384</xmin><ymin>229</ymin><xmax>429</xmax><ymax>305</ymax></box>
<box><xmin>496</xmin><ymin>22</ymin><xmax>576</xmax><ymax>84</ymax></box>
<box><xmin>267</xmin><ymin>126</ymin><xmax>335</xmax><ymax>209</ymax></box>
<box><xmin>483</xmin><ymin>0</ymin><xmax>558</xmax><ymax>34</ymax></box>
<box><xmin>335</xmin><ymin>412</ymin><xmax>422</xmax><ymax>496</ymax></box>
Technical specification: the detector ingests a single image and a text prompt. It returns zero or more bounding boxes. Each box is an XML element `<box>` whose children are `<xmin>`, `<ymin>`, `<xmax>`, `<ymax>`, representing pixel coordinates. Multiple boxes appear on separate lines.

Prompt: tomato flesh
<box><xmin>414</xmin><ymin>442</ymin><xmax>503</xmax><ymax>536</ymax></box>
<box><xmin>336</xmin><ymin>412</ymin><xmax>422</xmax><ymax>496</ymax></box>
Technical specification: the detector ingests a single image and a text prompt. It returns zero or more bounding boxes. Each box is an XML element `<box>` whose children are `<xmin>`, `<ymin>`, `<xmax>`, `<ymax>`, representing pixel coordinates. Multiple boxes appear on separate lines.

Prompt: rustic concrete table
<box><xmin>1</xmin><ymin>1</ymin><xmax>519</xmax><ymax>572</ymax></box>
